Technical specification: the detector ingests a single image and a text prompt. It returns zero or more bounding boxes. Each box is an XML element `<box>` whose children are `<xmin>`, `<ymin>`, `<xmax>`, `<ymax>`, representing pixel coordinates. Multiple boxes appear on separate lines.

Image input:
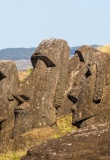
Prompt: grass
<box><xmin>0</xmin><ymin>152</ymin><xmax>26</xmax><ymax>160</ymax></box>
<box><xmin>53</xmin><ymin>113</ymin><xmax>77</xmax><ymax>138</ymax></box>
<box><xmin>0</xmin><ymin>114</ymin><xmax>77</xmax><ymax>160</ymax></box>
<box><xmin>98</xmin><ymin>44</ymin><xmax>110</xmax><ymax>54</ymax></box>
<box><xmin>18</xmin><ymin>70</ymin><xmax>29</xmax><ymax>82</ymax></box>
<box><xmin>18</xmin><ymin>67</ymin><xmax>33</xmax><ymax>82</ymax></box>
<box><xmin>27</xmin><ymin>67</ymin><xmax>33</xmax><ymax>75</ymax></box>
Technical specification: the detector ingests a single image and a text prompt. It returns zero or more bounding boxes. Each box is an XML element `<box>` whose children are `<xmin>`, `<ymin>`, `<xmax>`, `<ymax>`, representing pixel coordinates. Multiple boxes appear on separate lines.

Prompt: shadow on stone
<box><xmin>72</xmin><ymin>115</ymin><xmax>95</xmax><ymax>128</ymax></box>
<box><xmin>75</xmin><ymin>50</ymin><xmax>85</xmax><ymax>62</ymax></box>
<box><xmin>31</xmin><ymin>53</ymin><xmax>56</xmax><ymax>68</ymax></box>
<box><xmin>85</xmin><ymin>68</ymin><xmax>91</xmax><ymax>78</ymax></box>
<box><xmin>67</xmin><ymin>95</ymin><xmax>77</xmax><ymax>104</ymax></box>
<box><xmin>0</xmin><ymin>72</ymin><xmax>6</xmax><ymax>81</ymax></box>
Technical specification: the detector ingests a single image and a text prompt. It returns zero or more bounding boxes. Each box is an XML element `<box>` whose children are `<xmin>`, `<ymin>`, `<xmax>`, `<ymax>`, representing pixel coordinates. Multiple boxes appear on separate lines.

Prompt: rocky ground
<box><xmin>0</xmin><ymin>39</ymin><xmax>110</xmax><ymax>159</ymax></box>
<box><xmin>21</xmin><ymin>123</ymin><xmax>110</xmax><ymax>160</ymax></box>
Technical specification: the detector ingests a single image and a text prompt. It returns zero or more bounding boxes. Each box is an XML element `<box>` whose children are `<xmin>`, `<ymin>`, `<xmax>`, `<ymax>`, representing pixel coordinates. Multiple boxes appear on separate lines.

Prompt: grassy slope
<box><xmin>0</xmin><ymin>114</ymin><xmax>77</xmax><ymax>160</ymax></box>
<box><xmin>98</xmin><ymin>44</ymin><xmax>110</xmax><ymax>54</ymax></box>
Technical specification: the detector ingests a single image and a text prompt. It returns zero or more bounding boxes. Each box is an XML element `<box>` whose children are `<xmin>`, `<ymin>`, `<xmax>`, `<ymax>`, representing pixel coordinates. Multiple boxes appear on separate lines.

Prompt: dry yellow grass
<box><xmin>18</xmin><ymin>68</ymin><xmax>33</xmax><ymax>82</ymax></box>
<box><xmin>56</xmin><ymin>113</ymin><xmax>77</xmax><ymax>136</ymax></box>
<box><xmin>0</xmin><ymin>114</ymin><xmax>77</xmax><ymax>160</ymax></box>
<box><xmin>98</xmin><ymin>44</ymin><xmax>110</xmax><ymax>54</ymax></box>
<box><xmin>18</xmin><ymin>71</ymin><xmax>29</xmax><ymax>82</ymax></box>
<box><xmin>0</xmin><ymin>152</ymin><xmax>25</xmax><ymax>160</ymax></box>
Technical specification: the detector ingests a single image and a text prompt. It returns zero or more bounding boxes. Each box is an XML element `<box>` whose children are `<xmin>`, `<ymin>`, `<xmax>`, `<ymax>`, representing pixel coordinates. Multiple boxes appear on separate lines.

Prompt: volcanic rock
<box><xmin>21</xmin><ymin>123</ymin><xmax>110</xmax><ymax>160</ymax></box>
<box><xmin>0</xmin><ymin>60</ymin><xmax>19</xmax><ymax>152</ymax></box>
<box><xmin>12</xmin><ymin>39</ymin><xmax>70</xmax><ymax>137</ymax></box>
<box><xmin>1</xmin><ymin>41</ymin><xmax>110</xmax><ymax>156</ymax></box>
<box><xmin>59</xmin><ymin>45</ymin><xmax>110</xmax><ymax>128</ymax></box>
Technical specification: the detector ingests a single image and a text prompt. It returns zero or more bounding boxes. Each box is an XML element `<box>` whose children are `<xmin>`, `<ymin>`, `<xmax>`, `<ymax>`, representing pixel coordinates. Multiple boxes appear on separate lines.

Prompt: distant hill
<box><xmin>0</xmin><ymin>48</ymin><xmax>36</xmax><ymax>60</ymax></box>
<box><xmin>0</xmin><ymin>45</ymin><xmax>100</xmax><ymax>60</ymax></box>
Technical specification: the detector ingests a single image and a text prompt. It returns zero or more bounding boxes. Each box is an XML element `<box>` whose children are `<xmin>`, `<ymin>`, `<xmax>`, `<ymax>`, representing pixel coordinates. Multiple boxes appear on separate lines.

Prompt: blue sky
<box><xmin>0</xmin><ymin>0</ymin><xmax>110</xmax><ymax>49</ymax></box>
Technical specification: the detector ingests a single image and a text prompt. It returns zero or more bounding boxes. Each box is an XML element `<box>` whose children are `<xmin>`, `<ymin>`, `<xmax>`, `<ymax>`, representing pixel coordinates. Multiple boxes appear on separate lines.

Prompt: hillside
<box><xmin>0</xmin><ymin>47</ymin><xmax>36</xmax><ymax>60</ymax></box>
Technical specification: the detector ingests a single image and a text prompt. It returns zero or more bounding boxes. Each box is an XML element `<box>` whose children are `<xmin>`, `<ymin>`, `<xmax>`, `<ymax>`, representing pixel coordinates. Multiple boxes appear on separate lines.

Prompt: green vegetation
<box><xmin>53</xmin><ymin>113</ymin><xmax>77</xmax><ymax>138</ymax></box>
<box><xmin>0</xmin><ymin>114</ymin><xmax>77</xmax><ymax>160</ymax></box>
<box><xmin>0</xmin><ymin>152</ymin><xmax>26</xmax><ymax>160</ymax></box>
<box><xmin>27</xmin><ymin>67</ymin><xmax>33</xmax><ymax>75</ymax></box>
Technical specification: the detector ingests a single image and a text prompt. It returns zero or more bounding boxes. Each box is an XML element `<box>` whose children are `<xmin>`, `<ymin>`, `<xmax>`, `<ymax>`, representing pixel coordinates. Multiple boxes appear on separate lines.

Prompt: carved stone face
<box><xmin>66</xmin><ymin>46</ymin><xmax>110</xmax><ymax>128</ymax></box>
<box><xmin>12</xmin><ymin>39</ymin><xmax>70</xmax><ymax>137</ymax></box>
<box><xmin>0</xmin><ymin>61</ymin><xmax>19</xmax><ymax>145</ymax></box>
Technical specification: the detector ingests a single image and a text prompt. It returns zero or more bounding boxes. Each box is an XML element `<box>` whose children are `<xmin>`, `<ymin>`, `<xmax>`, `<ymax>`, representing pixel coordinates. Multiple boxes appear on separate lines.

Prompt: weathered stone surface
<box><xmin>0</xmin><ymin>60</ymin><xmax>19</xmax><ymax>152</ymax></box>
<box><xmin>12</xmin><ymin>39</ymin><xmax>70</xmax><ymax>137</ymax></box>
<box><xmin>21</xmin><ymin>123</ymin><xmax>110</xmax><ymax>160</ymax></box>
<box><xmin>57</xmin><ymin>46</ymin><xmax>87</xmax><ymax>116</ymax></box>
<box><xmin>1</xmin><ymin>42</ymin><xmax>110</xmax><ymax>156</ymax></box>
<box><xmin>59</xmin><ymin>45</ymin><xmax>110</xmax><ymax>128</ymax></box>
